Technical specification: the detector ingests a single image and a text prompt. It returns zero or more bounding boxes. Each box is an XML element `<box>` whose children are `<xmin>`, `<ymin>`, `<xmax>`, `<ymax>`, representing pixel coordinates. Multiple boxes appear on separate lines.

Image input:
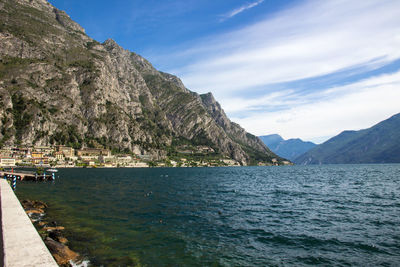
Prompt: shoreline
<box><xmin>19</xmin><ymin>198</ymin><xmax>88</xmax><ymax>267</ymax></box>
<box><xmin>0</xmin><ymin>180</ymin><xmax>58</xmax><ymax>266</ymax></box>
<box><xmin>11</xmin><ymin>165</ymin><xmax>400</xmax><ymax>266</ymax></box>
<box><xmin>16</xmin><ymin>195</ymin><xmax>143</xmax><ymax>266</ymax></box>
<box><xmin>11</xmin><ymin>163</ymin><xmax>285</xmax><ymax>170</ymax></box>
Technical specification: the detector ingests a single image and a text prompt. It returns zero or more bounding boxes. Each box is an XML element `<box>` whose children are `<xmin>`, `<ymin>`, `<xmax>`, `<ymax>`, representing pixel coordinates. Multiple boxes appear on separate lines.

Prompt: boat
<box><xmin>46</xmin><ymin>168</ymin><xmax>58</xmax><ymax>172</ymax></box>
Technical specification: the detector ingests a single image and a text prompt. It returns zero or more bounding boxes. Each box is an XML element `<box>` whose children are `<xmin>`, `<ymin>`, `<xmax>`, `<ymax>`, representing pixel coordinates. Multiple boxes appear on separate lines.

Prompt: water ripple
<box><xmin>15</xmin><ymin>164</ymin><xmax>400</xmax><ymax>266</ymax></box>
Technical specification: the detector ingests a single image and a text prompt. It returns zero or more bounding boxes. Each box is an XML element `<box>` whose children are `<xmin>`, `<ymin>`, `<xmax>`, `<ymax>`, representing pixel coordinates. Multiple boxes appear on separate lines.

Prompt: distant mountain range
<box><xmin>294</xmin><ymin>113</ymin><xmax>400</xmax><ymax>165</ymax></box>
<box><xmin>259</xmin><ymin>134</ymin><xmax>316</xmax><ymax>161</ymax></box>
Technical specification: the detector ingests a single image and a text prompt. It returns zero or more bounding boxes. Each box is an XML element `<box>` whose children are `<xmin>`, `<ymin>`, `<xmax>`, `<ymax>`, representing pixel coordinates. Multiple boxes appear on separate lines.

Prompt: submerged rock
<box><xmin>43</xmin><ymin>226</ymin><xmax>66</xmax><ymax>231</ymax></box>
<box><xmin>21</xmin><ymin>199</ymin><xmax>48</xmax><ymax>210</ymax></box>
<box><xmin>45</xmin><ymin>237</ymin><xmax>79</xmax><ymax>266</ymax></box>
<box><xmin>23</xmin><ymin>202</ymin><xmax>46</xmax><ymax>223</ymax></box>
<box><xmin>106</xmin><ymin>256</ymin><xmax>140</xmax><ymax>267</ymax></box>
<box><xmin>25</xmin><ymin>208</ymin><xmax>45</xmax><ymax>215</ymax></box>
<box><xmin>49</xmin><ymin>230</ymin><xmax>69</xmax><ymax>244</ymax></box>
<box><xmin>37</xmin><ymin>221</ymin><xmax>48</xmax><ymax>227</ymax></box>
<box><xmin>20</xmin><ymin>200</ymin><xmax>81</xmax><ymax>266</ymax></box>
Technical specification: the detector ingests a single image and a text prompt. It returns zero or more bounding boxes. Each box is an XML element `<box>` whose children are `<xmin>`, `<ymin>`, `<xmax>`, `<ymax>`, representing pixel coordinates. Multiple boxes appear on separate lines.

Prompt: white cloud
<box><xmin>220</xmin><ymin>89</ymin><xmax>305</xmax><ymax>114</ymax></box>
<box><xmin>220</xmin><ymin>0</ymin><xmax>264</xmax><ymax>21</ymax></box>
<box><xmin>169</xmin><ymin>0</ymin><xmax>400</xmax><ymax>96</ymax></box>
<box><xmin>229</xmin><ymin>70</ymin><xmax>400</xmax><ymax>143</ymax></box>
<box><xmin>157</xmin><ymin>0</ymin><xmax>400</xmax><ymax>142</ymax></box>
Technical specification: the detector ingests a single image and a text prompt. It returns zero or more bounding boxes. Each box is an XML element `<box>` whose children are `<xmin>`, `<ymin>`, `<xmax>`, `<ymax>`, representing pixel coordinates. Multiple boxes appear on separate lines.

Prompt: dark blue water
<box><xmin>15</xmin><ymin>165</ymin><xmax>400</xmax><ymax>266</ymax></box>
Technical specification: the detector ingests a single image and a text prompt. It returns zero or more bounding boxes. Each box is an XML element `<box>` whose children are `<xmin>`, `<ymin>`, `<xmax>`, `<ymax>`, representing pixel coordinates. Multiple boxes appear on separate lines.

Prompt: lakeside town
<box><xmin>0</xmin><ymin>145</ymin><xmax>251</xmax><ymax>168</ymax></box>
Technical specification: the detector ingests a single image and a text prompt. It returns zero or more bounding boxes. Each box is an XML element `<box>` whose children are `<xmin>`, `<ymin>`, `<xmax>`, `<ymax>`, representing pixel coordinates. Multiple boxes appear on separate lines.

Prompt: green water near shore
<box><xmin>15</xmin><ymin>165</ymin><xmax>400</xmax><ymax>266</ymax></box>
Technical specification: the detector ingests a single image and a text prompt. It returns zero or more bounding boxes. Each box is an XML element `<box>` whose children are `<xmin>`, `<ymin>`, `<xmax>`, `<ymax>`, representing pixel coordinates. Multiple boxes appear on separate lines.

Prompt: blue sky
<box><xmin>49</xmin><ymin>0</ymin><xmax>400</xmax><ymax>143</ymax></box>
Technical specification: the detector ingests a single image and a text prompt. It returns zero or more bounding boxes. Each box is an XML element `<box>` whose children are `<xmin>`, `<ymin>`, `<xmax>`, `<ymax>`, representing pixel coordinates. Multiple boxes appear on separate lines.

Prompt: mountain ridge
<box><xmin>259</xmin><ymin>134</ymin><xmax>316</xmax><ymax>161</ymax></box>
<box><xmin>0</xmin><ymin>0</ymin><xmax>282</xmax><ymax>165</ymax></box>
<box><xmin>294</xmin><ymin>113</ymin><xmax>400</xmax><ymax>164</ymax></box>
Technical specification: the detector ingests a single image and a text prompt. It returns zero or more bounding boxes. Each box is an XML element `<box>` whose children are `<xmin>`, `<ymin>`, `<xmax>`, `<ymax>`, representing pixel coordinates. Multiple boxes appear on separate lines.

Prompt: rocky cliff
<box><xmin>0</xmin><ymin>0</ymin><xmax>281</xmax><ymax>165</ymax></box>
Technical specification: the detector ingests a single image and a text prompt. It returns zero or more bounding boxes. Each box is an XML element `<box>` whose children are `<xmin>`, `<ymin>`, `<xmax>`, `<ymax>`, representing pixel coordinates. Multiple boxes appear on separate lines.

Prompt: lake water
<box><xmin>15</xmin><ymin>165</ymin><xmax>400</xmax><ymax>266</ymax></box>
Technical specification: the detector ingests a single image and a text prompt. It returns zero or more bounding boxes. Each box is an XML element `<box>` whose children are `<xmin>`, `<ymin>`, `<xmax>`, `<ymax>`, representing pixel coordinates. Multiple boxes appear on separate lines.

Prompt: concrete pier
<box><xmin>0</xmin><ymin>179</ymin><xmax>57</xmax><ymax>266</ymax></box>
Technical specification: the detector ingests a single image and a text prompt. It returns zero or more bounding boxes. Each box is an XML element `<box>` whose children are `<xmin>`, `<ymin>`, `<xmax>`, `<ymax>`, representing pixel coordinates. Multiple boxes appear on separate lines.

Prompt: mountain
<box><xmin>259</xmin><ymin>134</ymin><xmax>316</xmax><ymax>161</ymax></box>
<box><xmin>294</xmin><ymin>113</ymin><xmax>400</xmax><ymax>165</ymax></box>
<box><xmin>259</xmin><ymin>134</ymin><xmax>284</xmax><ymax>147</ymax></box>
<box><xmin>0</xmin><ymin>0</ymin><xmax>282</xmax><ymax>165</ymax></box>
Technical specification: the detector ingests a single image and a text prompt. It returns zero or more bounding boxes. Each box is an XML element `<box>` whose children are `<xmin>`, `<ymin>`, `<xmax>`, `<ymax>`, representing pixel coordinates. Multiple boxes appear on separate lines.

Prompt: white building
<box><xmin>0</xmin><ymin>158</ymin><xmax>16</xmax><ymax>167</ymax></box>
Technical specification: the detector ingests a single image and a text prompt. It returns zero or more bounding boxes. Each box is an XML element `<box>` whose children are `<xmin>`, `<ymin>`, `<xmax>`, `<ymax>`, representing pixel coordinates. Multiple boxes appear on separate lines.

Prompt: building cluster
<box><xmin>156</xmin><ymin>158</ymin><xmax>241</xmax><ymax>168</ymax></box>
<box><xmin>0</xmin><ymin>145</ymin><xmax>260</xmax><ymax>168</ymax></box>
<box><xmin>0</xmin><ymin>146</ymin><xmax>148</xmax><ymax>168</ymax></box>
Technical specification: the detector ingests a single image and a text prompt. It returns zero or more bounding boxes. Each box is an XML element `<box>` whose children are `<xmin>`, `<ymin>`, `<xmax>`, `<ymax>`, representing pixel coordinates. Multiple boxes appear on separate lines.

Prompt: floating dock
<box><xmin>0</xmin><ymin>171</ymin><xmax>55</xmax><ymax>181</ymax></box>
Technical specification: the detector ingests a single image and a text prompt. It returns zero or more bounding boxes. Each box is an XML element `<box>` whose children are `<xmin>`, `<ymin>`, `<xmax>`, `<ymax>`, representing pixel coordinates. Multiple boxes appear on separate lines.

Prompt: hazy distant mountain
<box><xmin>294</xmin><ymin>113</ymin><xmax>400</xmax><ymax>165</ymax></box>
<box><xmin>259</xmin><ymin>134</ymin><xmax>316</xmax><ymax>161</ymax></box>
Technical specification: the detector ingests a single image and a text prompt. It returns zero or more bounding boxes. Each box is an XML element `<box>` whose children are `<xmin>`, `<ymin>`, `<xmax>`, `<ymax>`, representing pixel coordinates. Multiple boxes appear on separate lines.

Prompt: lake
<box><xmin>15</xmin><ymin>165</ymin><xmax>400</xmax><ymax>266</ymax></box>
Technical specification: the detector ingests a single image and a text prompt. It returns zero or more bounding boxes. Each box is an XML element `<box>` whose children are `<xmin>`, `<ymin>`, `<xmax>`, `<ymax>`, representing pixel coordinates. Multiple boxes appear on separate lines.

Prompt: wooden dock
<box><xmin>0</xmin><ymin>171</ymin><xmax>55</xmax><ymax>181</ymax></box>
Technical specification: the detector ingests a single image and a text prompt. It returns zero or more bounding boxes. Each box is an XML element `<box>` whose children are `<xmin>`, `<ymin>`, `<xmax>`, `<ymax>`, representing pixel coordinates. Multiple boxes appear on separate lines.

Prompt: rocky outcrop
<box><xmin>200</xmin><ymin>92</ymin><xmax>271</xmax><ymax>153</ymax></box>
<box><xmin>44</xmin><ymin>237</ymin><xmax>79</xmax><ymax>266</ymax></box>
<box><xmin>22</xmin><ymin>199</ymin><xmax>81</xmax><ymax>266</ymax></box>
<box><xmin>0</xmin><ymin>0</ymin><xmax>281</xmax><ymax>164</ymax></box>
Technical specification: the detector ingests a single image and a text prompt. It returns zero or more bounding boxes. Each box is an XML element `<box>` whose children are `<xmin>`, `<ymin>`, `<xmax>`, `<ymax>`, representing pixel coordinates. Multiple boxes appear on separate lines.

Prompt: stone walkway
<box><xmin>0</xmin><ymin>179</ymin><xmax>57</xmax><ymax>266</ymax></box>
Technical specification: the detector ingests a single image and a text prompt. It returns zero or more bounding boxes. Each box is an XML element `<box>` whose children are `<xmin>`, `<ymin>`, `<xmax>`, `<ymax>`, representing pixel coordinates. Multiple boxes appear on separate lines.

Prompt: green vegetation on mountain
<box><xmin>0</xmin><ymin>0</ymin><xmax>282</xmax><ymax>165</ymax></box>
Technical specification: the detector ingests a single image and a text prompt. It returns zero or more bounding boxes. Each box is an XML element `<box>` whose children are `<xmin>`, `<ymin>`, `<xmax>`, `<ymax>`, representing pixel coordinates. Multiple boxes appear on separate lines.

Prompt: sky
<box><xmin>48</xmin><ymin>0</ymin><xmax>400</xmax><ymax>143</ymax></box>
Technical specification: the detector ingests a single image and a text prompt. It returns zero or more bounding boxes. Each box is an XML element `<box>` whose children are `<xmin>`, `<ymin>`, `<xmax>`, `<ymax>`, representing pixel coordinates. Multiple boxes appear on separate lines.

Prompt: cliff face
<box><xmin>0</xmin><ymin>0</ymin><xmax>280</xmax><ymax>164</ymax></box>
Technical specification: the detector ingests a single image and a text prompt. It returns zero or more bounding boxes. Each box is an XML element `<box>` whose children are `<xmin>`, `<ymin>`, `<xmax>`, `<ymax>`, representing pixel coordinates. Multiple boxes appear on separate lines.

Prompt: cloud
<box><xmin>228</xmin><ymin>70</ymin><xmax>400</xmax><ymax>143</ymax></box>
<box><xmin>153</xmin><ymin>0</ymin><xmax>400</xmax><ymax>142</ymax></box>
<box><xmin>220</xmin><ymin>0</ymin><xmax>264</xmax><ymax>21</ymax></box>
<box><xmin>168</xmin><ymin>0</ymin><xmax>400</xmax><ymax>96</ymax></box>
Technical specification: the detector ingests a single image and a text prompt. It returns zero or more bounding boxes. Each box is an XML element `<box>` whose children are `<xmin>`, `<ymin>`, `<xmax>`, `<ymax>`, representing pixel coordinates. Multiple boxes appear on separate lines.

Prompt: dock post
<box><xmin>12</xmin><ymin>176</ymin><xmax>16</xmax><ymax>190</ymax></box>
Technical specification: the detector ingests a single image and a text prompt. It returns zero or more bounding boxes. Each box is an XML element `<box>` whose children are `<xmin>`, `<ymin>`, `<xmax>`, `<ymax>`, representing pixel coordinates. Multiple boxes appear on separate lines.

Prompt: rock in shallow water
<box><xmin>49</xmin><ymin>230</ymin><xmax>69</xmax><ymax>244</ymax></box>
<box><xmin>43</xmin><ymin>226</ymin><xmax>66</xmax><ymax>231</ymax></box>
<box><xmin>44</xmin><ymin>237</ymin><xmax>79</xmax><ymax>266</ymax></box>
<box><xmin>37</xmin><ymin>221</ymin><xmax>48</xmax><ymax>227</ymax></box>
<box><xmin>25</xmin><ymin>208</ymin><xmax>45</xmax><ymax>215</ymax></box>
<box><xmin>20</xmin><ymin>200</ymin><xmax>82</xmax><ymax>265</ymax></box>
<box><xmin>21</xmin><ymin>199</ymin><xmax>48</xmax><ymax>210</ymax></box>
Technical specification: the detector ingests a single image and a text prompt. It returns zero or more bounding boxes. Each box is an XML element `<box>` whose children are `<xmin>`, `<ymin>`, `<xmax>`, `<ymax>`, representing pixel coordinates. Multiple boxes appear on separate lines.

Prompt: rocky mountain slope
<box><xmin>259</xmin><ymin>134</ymin><xmax>316</xmax><ymax>161</ymax></box>
<box><xmin>0</xmin><ymin>0</ymin><xmax>281</xmax><ymax>165</ymax></box>
<box><xmin>294</xmin><ymin>113</ymin><xmax>400</xmax><ymax>165</ymax></box>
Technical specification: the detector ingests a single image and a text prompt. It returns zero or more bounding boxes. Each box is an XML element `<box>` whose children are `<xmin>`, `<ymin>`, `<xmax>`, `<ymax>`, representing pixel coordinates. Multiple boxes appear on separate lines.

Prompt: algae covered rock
<box><xmin>45</xmin><ymin>237</ymin><xmax>79</xmax><ymax>266</ymax></box>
